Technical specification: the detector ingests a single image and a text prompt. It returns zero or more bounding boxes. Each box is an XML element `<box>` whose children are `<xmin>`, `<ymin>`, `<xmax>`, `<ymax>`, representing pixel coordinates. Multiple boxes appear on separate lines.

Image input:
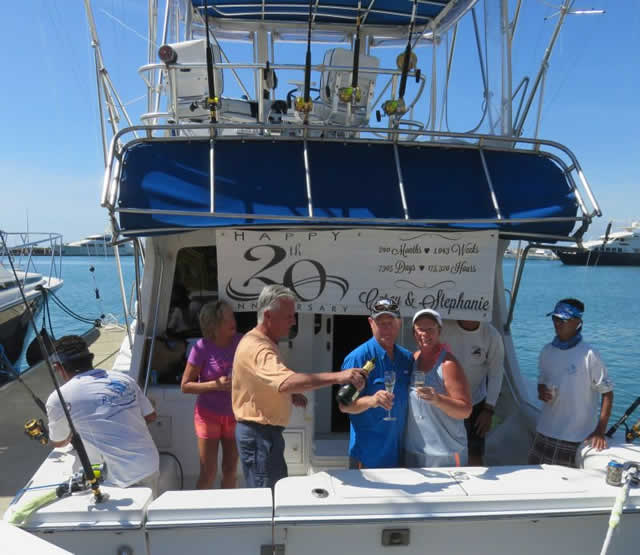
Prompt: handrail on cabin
<box><xmin>100</xmin><ymin>122</ymin><xmax>601</xmax><ymax>240</ymax></box>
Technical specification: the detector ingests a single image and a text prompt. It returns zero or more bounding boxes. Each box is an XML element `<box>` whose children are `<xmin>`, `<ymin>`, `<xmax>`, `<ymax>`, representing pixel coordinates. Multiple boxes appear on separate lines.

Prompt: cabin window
<box><xmin>169</xmin><ymin>246</ymin><xmax>256</xmax><ymax>337</ymax></box>
<box><xmin>166</xmin><ymin>246</ymin><xmax>219</xmax><ymax>336</ymax></box>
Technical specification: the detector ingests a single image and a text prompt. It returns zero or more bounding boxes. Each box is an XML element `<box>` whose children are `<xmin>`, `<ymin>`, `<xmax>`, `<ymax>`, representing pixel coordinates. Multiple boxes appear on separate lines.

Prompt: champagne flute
<box><xmin>412</xmin><ymin>371</ymin><xmax>425</xmax><ymax>390</ymax></box>
<box><xmin>412</xmin><ymin>371</ymin><xmax>425</xmax><ymax>420</ymax></box>
<box><xmin>383</xmin><ymin>370</ymin><xmax>396</xmax><ymax>421</ymax></box>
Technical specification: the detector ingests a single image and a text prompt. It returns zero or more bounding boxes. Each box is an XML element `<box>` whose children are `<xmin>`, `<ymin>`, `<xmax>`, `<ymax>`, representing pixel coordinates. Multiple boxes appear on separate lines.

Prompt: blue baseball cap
<box><xmin>547</xmin><ymin>301</ymin><xmax>583</xmax><ymax>320</ymax></box>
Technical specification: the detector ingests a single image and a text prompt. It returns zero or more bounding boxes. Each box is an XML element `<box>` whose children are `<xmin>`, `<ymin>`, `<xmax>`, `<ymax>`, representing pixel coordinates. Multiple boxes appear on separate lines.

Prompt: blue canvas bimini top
<box><xmin>191</xmin><ymin>0</ymin><xmax>472</xmax><ymax>27</ymax></box>
<box><xmin>116</xmin><ymin>138</ymin><xmax>579</xmax><ymax>239</ymax></box>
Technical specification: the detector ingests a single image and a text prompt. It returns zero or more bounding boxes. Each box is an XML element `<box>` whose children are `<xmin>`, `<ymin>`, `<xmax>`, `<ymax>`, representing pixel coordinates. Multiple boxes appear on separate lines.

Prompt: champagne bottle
<box><xmin>335</xmin><ymin>358</ymin><xmax>376</xmax><ymax>406</ymax></box>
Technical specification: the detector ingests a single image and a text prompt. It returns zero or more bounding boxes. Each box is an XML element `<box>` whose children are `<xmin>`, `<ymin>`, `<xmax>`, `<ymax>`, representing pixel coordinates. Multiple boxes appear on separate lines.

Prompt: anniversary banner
<box><xmin>216</xmin><ymin>229</ymin><xmax>499</xmax><ymax>321</ymax></box>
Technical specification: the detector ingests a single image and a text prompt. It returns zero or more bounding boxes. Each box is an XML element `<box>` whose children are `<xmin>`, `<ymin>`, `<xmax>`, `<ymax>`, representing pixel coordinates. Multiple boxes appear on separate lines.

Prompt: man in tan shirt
<box><xmin>233</xmin><ymin>284</ymin><xmax>366</xmax><ymax>488</ymax></box>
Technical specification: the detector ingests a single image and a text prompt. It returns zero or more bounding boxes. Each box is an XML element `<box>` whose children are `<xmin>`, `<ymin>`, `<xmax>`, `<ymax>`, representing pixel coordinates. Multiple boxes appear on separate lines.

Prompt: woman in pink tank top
<box><xmin>181</xmin><ymin>300</ymin><xmax>242</xmax><ymax>489</ymax></box>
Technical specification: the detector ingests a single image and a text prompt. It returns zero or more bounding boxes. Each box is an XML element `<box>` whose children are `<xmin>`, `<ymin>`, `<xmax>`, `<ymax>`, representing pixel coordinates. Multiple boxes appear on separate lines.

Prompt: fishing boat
<box><xmin>555</xmin><ymin>221</ymin><xmax>640</xmax><ymax>266</ymax></box>
<box><xmin>4</xmin><ymin>1</ymin><xmax>640</xmax><ymax>554</ymax></box>
<box><xmin>0</xmin><ymin>232</ymin><xmax>64</xmax><ymax>381</ymax></box>
<box><xmin>61</xmin><ymin>233</ymin><xmax>134</xmax><ymax>257</ymax></box>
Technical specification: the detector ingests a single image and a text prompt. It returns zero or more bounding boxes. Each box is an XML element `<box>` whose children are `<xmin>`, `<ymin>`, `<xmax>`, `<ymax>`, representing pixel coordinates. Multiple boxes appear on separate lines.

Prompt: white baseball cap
<box><xmin>412</xmin><ymin>308</ymin><xmax>442</xmax><ymax>327</ymax></box>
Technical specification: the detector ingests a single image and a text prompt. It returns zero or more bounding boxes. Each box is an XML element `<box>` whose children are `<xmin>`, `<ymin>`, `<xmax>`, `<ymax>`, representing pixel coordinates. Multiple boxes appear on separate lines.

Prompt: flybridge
<box><xmin>85</xmin><ymin>0</ymin><xmax>602</xmax><ymax>244</ymax></box>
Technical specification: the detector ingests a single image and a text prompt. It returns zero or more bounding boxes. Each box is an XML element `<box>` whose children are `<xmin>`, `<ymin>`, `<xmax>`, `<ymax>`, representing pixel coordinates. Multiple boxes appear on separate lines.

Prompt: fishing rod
<box><xmin>338</xmin><ymin>0</ymin><xmax>363</xmax><ymax>106</ymax></box>
<box><xmin>606</xmin><ymin>396</ymin><xmax>640</xmax><ymax>439</ymax></box>
<box><xmin>0</xmin><ymin>232</ymin><xmax>105</xmax><ymax>503</ymax></box>
<box><xmin>295</xmin><ymin>0</ymin><xmax>316</xmax><ymax>122</ymax></box>
<box><xmin>203</xmin><ymin>1</ymin><xmax>218</xmax><ymax>124</ymax></box>
<box><xmin>380</xmin><ymin>0</ymin><xmax>420</xmax><ymax>120</ymax></box>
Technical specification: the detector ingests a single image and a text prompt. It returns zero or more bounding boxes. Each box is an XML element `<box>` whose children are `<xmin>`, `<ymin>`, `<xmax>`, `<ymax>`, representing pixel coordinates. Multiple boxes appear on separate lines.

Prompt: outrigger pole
<box><xmin>0</xmin><ymin>233</ymin><xmax>105</xmax><ymax>503</ymax></box>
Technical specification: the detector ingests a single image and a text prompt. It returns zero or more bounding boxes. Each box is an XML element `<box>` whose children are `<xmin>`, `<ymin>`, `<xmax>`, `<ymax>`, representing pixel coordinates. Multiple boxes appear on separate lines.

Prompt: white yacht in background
<box><xmin>62</xmin><ymin>233</ymin><xmax>134</xmax><ymax>256</ymax></box>
<box><xmin>555</xmin><ymin>221</ymin><xmax>640</xmax><ymax>266</ymax></box>
<box><xmin>528</xmin><ymin>248</ymin><xmax>558</xmax><ymax>260</ymax></box>
<box><xmin>505</xmin><ymin>247</ymin><xmax>558</xmax><ymax>260</ymax></box>
<box><xmin>0</xmin><ymin>232</ymin><xmax>63</xmax><ymax>381</ymax></box>
<box><xmin>4</xmin><ymin>2</ymin><xmax>640</xmax><ymax>554</ymax></box>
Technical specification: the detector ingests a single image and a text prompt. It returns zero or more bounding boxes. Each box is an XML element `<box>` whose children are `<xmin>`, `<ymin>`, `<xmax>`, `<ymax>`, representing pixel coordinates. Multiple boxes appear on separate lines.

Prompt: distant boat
<box><xmin>528</xmin><ymin>248</ymin><xmax>558</xmax><ymax>260</ymax></box>
<box><xmin>0</xmin><ymin>232</ymin><xmax>64</xmax><ymax>380</ymax></box>
<box><xmin>555</xmin><ymin>221</ymin><xmax>640</xmax><ymax>266</ymax></box>
<box><xmin>504</xmin><ymin>247</ymin><xmax>557</xmax><ymax>260</ymax></box>
<box><xmin>62</xmin><ymin>234</ymin><xmax>134</xmax><ymax>256</ymax></box>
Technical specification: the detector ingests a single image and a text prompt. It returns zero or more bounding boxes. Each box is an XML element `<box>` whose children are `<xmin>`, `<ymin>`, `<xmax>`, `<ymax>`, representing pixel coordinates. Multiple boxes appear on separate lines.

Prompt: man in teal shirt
<box><xmin>339</xmin><ymin>298</ymin><xmax>413</xmax><ymax>468</ymax></box>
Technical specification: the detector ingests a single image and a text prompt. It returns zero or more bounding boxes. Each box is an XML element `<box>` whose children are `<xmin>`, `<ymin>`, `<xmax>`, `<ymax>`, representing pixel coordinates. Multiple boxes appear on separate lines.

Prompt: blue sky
<box><xmin>1</xmin><ymin>0</ymin><xmax>638</xmax><ymax>242</ymax></box>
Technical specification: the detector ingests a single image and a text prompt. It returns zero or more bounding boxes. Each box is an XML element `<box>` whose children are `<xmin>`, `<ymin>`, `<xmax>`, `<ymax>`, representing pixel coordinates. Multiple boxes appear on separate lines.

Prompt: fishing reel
<box><xmin>189</xmin><ymin>95</ymin><xmax>220</xmax><ymax>114</ymax></box>
<box><xmin>380</xmin><ymin>98</ymin><xmax>408</xmax><ymax>117</ymax></box>
<box><xmin>294</xmin><ymin>96</ymin><xmax>313</xmax><ymax>116</ymax></box>
<box><xmin>338</xmin><ymin>86</ymin><xmax>362</xmax><ymax>104</ymax></box>
<box><xmin>396</xmin><ymin>51</ymin><xmax>418</xmax><ymax>73</ymax></box>
<box><xmin>624</xmin><ymin>420</ymin><xmax>640</xmax><ymax>443</ymax></box>
<box><xmin>376</xmin><ymin>98</ymin><xmax>408</xmax><ymax>121</ymax></box>
<box><xmin>395</xmin><ymin>51</ymin><xmax>421</xmax><ymax>83</ymax></box>
<box><xmin>24</xmin><ymin>418</ymin><xmax>49</xmax><ymax>445</ymax></box>
<box><xmin>56</xmin><ymin>463</ymin><xmax>107</xmax><ymax>499</ymax></box>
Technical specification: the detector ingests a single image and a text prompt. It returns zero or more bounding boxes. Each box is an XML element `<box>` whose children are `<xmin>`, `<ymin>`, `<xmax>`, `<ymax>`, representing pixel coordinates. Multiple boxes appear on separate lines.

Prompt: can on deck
<box><xmin>606</xmin><ymin>460</ymin><xmax>624</xmax><ymax>486</ymax></box>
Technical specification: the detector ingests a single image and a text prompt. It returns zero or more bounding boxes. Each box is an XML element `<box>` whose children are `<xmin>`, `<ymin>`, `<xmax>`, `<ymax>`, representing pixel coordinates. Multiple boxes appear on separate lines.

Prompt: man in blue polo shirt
<box><xmin>339</xmin><ymin>298</ymin><xmax>413</xmax><ymax>468</ymax></box>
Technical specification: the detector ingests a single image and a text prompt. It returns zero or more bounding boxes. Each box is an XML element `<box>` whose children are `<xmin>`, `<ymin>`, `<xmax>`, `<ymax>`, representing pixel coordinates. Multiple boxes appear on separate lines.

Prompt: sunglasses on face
<box><xmin>372</xmin><ymin>299</ymin><xmax>399</xmax><ymax>313</ymax></box>
<box><xmin>552</xmin><ymin>316</ymin><xmax>573</xmax><ymax>325</ymax></box>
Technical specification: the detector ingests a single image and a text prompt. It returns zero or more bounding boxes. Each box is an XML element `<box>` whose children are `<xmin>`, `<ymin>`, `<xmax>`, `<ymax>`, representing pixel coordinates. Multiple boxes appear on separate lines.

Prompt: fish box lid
<box><xmin>274</xmin><ymin>466</ymin><xmax>640</xmax><ymax>524</ymax></box>
<box><xmin>18</xmin><ymin>487</ymin><xmax>152</xmax><ymax>531</ymax></box>
<box><xmin>146</xmin><ymin>489</ymin><xmax>273</xmax><ymax>528</ymax></box>
<box><xmin>274</xmin><ymin>468</ymin><xmax>469</xmax><ymax>523</ymax></box>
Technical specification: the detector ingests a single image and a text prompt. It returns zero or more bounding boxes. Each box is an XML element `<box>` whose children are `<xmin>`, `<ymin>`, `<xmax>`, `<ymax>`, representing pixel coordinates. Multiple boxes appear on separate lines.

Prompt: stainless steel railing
<box><xmin>100</xmin><ymin>122</ymin><xmax>601</xmax><ymax>243</ymax></box>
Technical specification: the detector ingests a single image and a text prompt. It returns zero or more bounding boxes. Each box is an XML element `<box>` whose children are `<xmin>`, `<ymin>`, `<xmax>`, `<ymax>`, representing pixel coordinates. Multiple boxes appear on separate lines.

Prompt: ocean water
<box><xmin>18</xmin><ymin>256</ymin><xmax>640</xmax><ymax>424</ymax></box>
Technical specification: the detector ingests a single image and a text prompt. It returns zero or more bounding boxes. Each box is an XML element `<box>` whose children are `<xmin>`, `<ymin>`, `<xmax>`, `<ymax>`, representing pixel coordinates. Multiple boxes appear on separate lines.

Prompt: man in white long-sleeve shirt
<box><xmin>441</xmin><ymin>319</ymin><xmax>504</xmax><ymax>465</ymax></box>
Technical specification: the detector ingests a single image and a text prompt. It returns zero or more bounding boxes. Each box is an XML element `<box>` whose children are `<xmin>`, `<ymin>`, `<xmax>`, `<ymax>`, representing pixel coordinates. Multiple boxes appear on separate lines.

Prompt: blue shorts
<box><xmin>235</xmin><ymin>421</ymin><xmax>287</xmax><ymax>488</ymax></box>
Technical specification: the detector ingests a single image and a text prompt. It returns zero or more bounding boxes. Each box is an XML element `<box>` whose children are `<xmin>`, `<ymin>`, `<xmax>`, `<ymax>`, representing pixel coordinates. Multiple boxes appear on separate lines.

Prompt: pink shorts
<box><xmin>194</xmin><ymin>407</ymin><xmax>236</xmax><ymax>440</ymax></box>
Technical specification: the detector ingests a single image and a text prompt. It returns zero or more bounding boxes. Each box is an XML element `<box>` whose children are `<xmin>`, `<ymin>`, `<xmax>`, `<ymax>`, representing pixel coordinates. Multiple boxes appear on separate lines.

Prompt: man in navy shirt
<box><xmin>339</xmin><ymin>298</ymin><xmax>413</xmax><ymax>468</ymax></box>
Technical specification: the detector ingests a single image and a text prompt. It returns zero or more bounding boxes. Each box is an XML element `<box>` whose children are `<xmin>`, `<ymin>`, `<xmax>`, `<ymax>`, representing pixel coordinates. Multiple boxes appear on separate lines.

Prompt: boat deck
<box><xmin>0</xmin><ymin>325</ymin><xmax>126</xmax><ymax>514</ymax></box>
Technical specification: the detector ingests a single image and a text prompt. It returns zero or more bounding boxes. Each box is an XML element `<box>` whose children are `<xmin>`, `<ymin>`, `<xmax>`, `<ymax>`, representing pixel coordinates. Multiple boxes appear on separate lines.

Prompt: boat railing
<box><xmin>138</xmin><ymin>59</ymin><xmax>426</xmax><ymax>130</ymax></box>
<box><xmin>0</xmin><ymin>232</ymin><xmax>64</xmax><ymax>288</ymax></box>
<box><xmin>102</xmin><ymin>121</ymin><xmax>600</xmax><ymax>243</ymax></box>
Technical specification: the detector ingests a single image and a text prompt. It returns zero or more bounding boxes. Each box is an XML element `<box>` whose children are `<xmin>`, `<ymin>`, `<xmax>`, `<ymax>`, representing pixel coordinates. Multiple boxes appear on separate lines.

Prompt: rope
<box><xmin>47</xmin><ymin>289</ymin><xmax>102</xmax><ymax>326</ymax></box>
<box><xmin>599</xmin><ymin>466</ymin><xmax>639</xmax><ymax>555</ymax></box>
